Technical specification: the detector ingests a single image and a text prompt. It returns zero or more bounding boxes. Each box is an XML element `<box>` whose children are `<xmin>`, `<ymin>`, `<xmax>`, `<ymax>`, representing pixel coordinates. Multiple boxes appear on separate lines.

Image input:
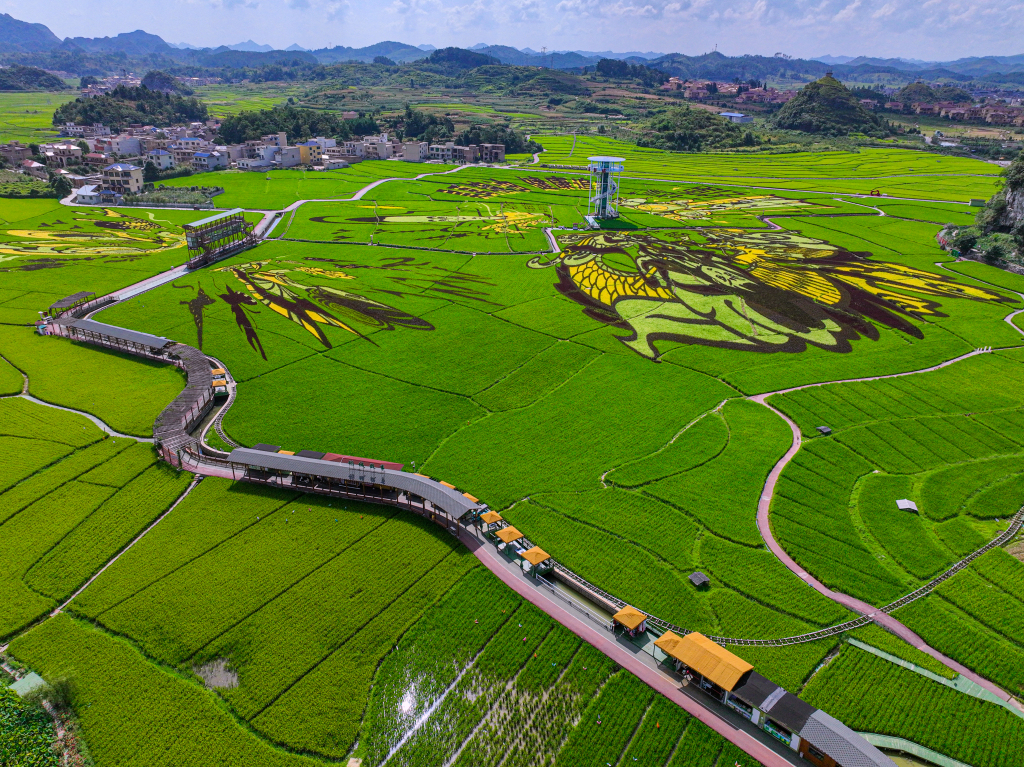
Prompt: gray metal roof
<box><xmin>763</xmin><ymin>692</ymin><xmax>815</xmax><ymax>733</ymax></box>
<box><xmin>50</xmin><ymin>291</ymin><xmax>94</xmax><ymax>310</ymax></box>
<box><xmin>185</xmin><ymin>208</ymin><xmax>246</xmax><ymax>228</ymax></box>
<box><xmin>66</xmin><ymin>319</ymin><xmax>171</xmax><ymax>349</ymax></box>
<box><xmin>226</xmin><ymin>447</ymin><xmax>483</xmax><ymax>518</ymax></box>
<box><xmin>730</xmin><ymin>671</ymin><xmax>779</xmax><ymax>709</ymax></box>
<box><xmin>800</xmin><ymin>710</ymin><xmax>897</xmax><ymax>767</ymax></box>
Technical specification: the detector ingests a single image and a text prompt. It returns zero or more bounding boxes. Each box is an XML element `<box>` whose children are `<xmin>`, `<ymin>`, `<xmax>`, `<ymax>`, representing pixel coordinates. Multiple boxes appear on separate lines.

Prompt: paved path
<box><xmin>1</xmin><ymin>354</ymin><xmax>153</xmax><ymax>441</ymax></box>
<box><xmin>17</xmin><ymin>394</ymin><xmax>153</xmax><ymax>442</ymax></box>
<box><xmin>458</xmin><ymin>526</ymin><xmax>803</xmax><ymax>767</ymax></box>
<box><xmin>349</xmin><ymin>164</ymin><xmax>471</xmax><ymax>200</ymax></box>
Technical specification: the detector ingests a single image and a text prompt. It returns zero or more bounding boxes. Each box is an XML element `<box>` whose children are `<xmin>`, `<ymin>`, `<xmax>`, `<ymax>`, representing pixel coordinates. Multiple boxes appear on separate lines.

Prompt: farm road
<box><xmin>0</xmin><ymin>353</ymin><xmax>152</xmax><ymax>442</ymax></box>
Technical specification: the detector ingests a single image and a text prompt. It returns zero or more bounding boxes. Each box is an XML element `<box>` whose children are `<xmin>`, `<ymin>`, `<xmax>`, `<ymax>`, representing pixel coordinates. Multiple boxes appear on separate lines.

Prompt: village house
<box><xmin>60</xmin><ymin>122</ymin><xmax>111</xmax><ymax>139</ymax></box>
<box><xmin>478</xmin><ymin>143</ymin><xmax>505</xmax><ymax>163</ymax></box>
<box><xmin>146</xmin><ymin>148</ymin><xmax>174</xmax><ymax>170</ymax></box>
<box><xmin>20</xmin><ymin>160</ymin><xmax>48</xmax><ymax>180</ymax></box>
<box><xmin>0</xmin><ymin>141</ymin><xmax>32</xmax><ymax>165</ymax></box>
<box><xmin>192</xmin><ymin>151</ymin><xmax>228</xmax><ymax>171</ymax></box>
<box><xmin>39</xmin><ymin>143</ymin><xmax>83</xmax><ymax>168</ymax></box>
<box><xmin>101</xmin><ymin>162</ymin><xmax>144</xmax><ymax>195</ymax></box>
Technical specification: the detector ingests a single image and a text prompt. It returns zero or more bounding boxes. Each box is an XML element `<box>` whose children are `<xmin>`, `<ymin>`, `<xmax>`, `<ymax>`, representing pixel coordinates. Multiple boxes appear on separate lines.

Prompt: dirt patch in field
<box><xmin>1008</xmin><ymin>541</ymin><xmax>1024</xmax><ymax>562</ymax></box>
<box><xmin>194</xmin><ymin>658</ymin><xmax>238</xmax><ymax>689</ymax></box>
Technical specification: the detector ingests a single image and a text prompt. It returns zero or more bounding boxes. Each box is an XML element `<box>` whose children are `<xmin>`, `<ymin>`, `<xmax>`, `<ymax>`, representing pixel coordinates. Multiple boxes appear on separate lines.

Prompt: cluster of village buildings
<box><xmin>899</xmin><ymin>102</ymin><xmax>1024</xmax><ymax>125</ymax></box>
<box><xmin>0</xmin><ymin>120</ymin><xmax>504</xmax><ymax>204</ymax></box>
<box><xmin>660</xmin><ymin>79</ymin><xmax>799</xmax><ymax>104</ymax></box>
<box><xmin>77</xmin><ymin>73</ymin><xmax>221</xmax><ymax>98</ymax></box>
<box><xmin>663</xmin><ymin>77</ymin><xmax>1024</xmax><ymax>126</ymax></box>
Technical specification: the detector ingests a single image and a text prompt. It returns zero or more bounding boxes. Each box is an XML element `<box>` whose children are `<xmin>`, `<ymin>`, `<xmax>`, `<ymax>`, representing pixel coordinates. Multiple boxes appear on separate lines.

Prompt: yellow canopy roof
<box><xmin>440</xmin><ymin>480</ymin><xmax>456</xmax><ymax>489</ymax></box>
<box><xmin>211</xmin><ymin>368</ymin><xmax>225</xmax><ymax>375</ymax></box>
<box><xmin>521</xmin><ymin>546</ymin><xmax>551</xmax><ymax>566</ymax></box>
<box><xmin>613</xmin><ymin>605</ymin><xmax>648</xmax><ymax>630</ymax></box>
<box><xmin>654</xmin><ymin>632</ymin><xmax>752</xmax><ymax>690</ymax></box>
<box><xmin>495</xmin><ymin>526</ymin><xmax>523</xmax><ymax>544</ymax></box>
<box><xmin>278</xmin><ymin>450</ymin><xmax>295</xmax><ymax>456</ymax></box>
<box><xmin>480</xmin><ymin>511</ymin><xmax>503</xmax><ymax>524</ymax></box>
<box><xmin>462</xmin><ymin>492</ymin><xmax>480</xmax><ymax>503</ymax></box>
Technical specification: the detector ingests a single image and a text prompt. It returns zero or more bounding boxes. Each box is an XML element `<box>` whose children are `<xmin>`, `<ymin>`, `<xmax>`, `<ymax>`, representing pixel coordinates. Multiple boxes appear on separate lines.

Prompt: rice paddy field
<box><xmin>0</xmin><ymin>91</ymin><xmax>75</xmax><ymax>143</ymax></box>
<box><xmin>4</xmin><ymin>135</ymin><xmax>1024</xmax><ymax>766</ymax></box>
<box><xmin>535</xmin><ymin>135</ymin><xmax>1004</xmax><ymax>201</ymax></box>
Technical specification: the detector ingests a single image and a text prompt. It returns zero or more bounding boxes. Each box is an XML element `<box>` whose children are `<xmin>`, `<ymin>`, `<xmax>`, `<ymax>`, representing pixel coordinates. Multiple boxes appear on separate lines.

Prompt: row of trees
<box><xmin>383</xmin><ymin>105</ymin><xmax>541</xmax><ymax>152</ymax></box>
<box><xmin>595</xmin><ymin>58</ymin><xmax>669</xmax><ymax>88</ymax></box>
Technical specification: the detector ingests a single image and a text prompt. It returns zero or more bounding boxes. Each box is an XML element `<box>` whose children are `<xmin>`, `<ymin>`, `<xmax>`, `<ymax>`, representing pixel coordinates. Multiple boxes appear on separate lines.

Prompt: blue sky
<box><xmin>4</xmin><ymin>0</ymin><xmax>1023</xmax><ymax>59</ymax></box>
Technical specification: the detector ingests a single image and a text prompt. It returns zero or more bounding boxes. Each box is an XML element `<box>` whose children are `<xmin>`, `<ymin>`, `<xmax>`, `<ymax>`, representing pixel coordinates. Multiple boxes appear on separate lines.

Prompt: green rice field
<box><xmin>4</xmin><ymin>133</ymin><xmax>1024</xmax><ymax>767</ymax></box>
<box><xmin>0</xmin><ymin>91</ymin><xmax>76</xmax><ymax>143</ymax></box>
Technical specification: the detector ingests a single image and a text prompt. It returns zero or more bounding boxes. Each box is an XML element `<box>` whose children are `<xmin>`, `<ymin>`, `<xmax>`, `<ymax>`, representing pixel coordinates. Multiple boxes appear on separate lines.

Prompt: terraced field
<box><xmin>4</xmin><ymin>137</ymin><xmax>1024</xmax><ymax>767</ymax></box>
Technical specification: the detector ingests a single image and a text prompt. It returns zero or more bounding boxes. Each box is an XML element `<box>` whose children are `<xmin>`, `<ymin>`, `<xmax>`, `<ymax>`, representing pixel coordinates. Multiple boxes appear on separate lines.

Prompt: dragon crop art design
<box><xmin>200</xmin><ymin>256</ymin><xmax>496</xmax><ymax>356</ymax></box>
<box><xmin>530</xmin><ymin>230</ymin><xmax>1009</xmax><ymax>358</ymax></box>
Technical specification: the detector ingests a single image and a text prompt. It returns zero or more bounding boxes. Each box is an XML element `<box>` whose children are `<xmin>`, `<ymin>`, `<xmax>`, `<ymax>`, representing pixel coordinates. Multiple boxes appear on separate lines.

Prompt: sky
<box><xmin>4</xmin><ymin>0</ymin><xmax>1024</xmax><ymax>60</ymax></box>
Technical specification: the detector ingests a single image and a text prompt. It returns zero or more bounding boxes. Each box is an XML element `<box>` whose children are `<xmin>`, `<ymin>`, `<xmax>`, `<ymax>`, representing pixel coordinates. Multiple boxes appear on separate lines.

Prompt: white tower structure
<box><xmin>586</xmin><ymin>156</ymin><xmax>625</xmax><ymax>222</ymax></box>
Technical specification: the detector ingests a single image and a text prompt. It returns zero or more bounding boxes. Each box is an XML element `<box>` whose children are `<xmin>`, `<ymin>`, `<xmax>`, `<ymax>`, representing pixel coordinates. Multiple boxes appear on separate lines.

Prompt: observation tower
<box><xmin>586</xmin><ymin>155</ymin><xmax>625</xmax><ymax>223</ymax></box>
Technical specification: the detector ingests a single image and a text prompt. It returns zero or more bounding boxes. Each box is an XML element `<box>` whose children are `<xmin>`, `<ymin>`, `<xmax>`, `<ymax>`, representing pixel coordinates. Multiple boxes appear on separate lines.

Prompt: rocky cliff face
<box><xmin>1001</xmin><ymin>184</ymin><xmax>1024</xmax><ymax>230</ymax></box>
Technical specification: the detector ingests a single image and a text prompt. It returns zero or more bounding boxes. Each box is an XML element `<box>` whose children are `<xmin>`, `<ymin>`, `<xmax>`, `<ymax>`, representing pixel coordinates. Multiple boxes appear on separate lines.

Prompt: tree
<box><xmin>49</xmin><ymin>174</ymin><xmax>73</xmax><ymax>198</ymax></box>
<box><xmin>143</xmin><ymin>161</ymin><xmax>160</xmax><ymax>182</ymax></box>
<box><xmin>952</xmin><ymin>227</ymin><xmax>979</xmax><ymax>254</ymax></box>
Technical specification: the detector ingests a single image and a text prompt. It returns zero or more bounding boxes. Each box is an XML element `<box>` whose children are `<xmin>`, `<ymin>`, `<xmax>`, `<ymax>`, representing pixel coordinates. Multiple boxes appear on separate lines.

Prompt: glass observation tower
<box><xmin>586</xmin><ymin>155</ymin><xmax>625</xmax><ymax>222</ymax></box>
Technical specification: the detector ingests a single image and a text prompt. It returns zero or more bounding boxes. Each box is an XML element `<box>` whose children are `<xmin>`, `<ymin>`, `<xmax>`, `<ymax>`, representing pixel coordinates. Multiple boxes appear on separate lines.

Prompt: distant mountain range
<box><xmin>1</xmin><ymin>12</ymin><xmax>1022</xmax><ymax>82</ymax></box>
<box><xmin>0</xmin><ymin>13</ymin><xmax>669</xmax><ymax>68</ymax></box>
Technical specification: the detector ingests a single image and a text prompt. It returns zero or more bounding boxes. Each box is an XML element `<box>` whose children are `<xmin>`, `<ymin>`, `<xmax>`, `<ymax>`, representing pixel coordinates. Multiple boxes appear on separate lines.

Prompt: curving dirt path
<box><xmin>1</xmin><ymin>354</ymin><xmax>154</xmax><ymax>442</ymax></box>
<box><xmin>749</xmin><ymin>343</ymin><xmax>1024</xmax><ymax>707</ymax></box>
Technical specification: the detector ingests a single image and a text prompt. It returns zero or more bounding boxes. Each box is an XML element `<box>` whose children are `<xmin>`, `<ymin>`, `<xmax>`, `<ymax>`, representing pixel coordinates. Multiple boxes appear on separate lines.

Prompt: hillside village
<box><xmin>1</xmin><ymin>118</ymin><xmax>506</xmax><ymax>204</ymax></box>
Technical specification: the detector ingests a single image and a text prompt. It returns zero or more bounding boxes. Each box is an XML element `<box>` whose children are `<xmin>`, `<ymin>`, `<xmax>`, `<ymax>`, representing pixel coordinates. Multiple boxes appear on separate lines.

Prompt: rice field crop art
<box><xmin>435</xmin><ymin>174</ymin><xmax>590</xmax><ymax>202</ymax></box>
<box><xmin>289</xmin><ymin>200</ymin><xmax>555</xmax><ymax>253</ymax></box>
<box><xmin>532</xmin><ymin>227</ymin><xmax>1010</xmax><ymax>358</ymax></box>
<box><xmin>614</xmin><ymin>185</ymin><xmax>833</xmax><ymax>227</ymax></box>
<box><xmin>0</xmin><ymin>208</ymin><xmax>185</xmax><ymax>265</ymax></box>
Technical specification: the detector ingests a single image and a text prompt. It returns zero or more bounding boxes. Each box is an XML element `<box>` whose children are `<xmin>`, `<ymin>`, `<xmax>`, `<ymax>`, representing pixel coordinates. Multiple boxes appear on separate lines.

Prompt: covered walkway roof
<box><xmin>49</xmin><ymin>291</ymin><xmax>94</xmax><ymax>310</ymax></box>
<box><xmin>226</xmin><ymin>447</ymin><xmax>483</xmax><ymax>518</ymax></box>
<box><xmin>495</xmin><ymin>526</ymin><xmax>524</xmax><ymax>544</ymax></box>
<box><xmin>613</xmin><ymin>606</ymin><xmax>647</xmax><ymax>630</ymax></box>
<box><xmin>65</xmin><ymin>318</ymin><xmax>172</xmax><ymax>349</ymax></box>
<box><xmin>653</xmin><ymin>631</ymin><xmax>753</xmax><ymax>691</ymax></box>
